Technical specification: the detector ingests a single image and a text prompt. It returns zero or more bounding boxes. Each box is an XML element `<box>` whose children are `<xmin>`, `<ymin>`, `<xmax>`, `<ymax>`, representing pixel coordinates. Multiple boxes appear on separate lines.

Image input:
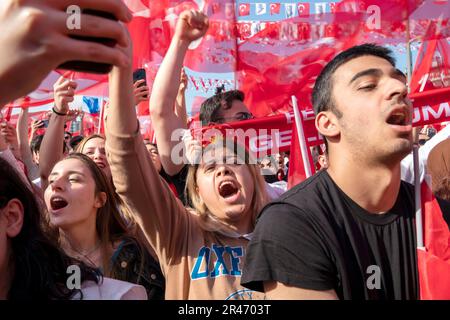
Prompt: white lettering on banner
<box><xmin>302</xmin><ymin>109</ymin><xmax>316</xmax><ymax>121</ymax></box>
<box><xmin>249</xmin><ymin>129</ymin><xmax>291</xmax><ymax>153</ymax></box>
<box><xmin>412</xmin><ymin>102</ymin><xmax>450</xmax><ymax>124</ymax></box>
<box><xmin>284</xmin><ymin>112</ymin><xmax>293</xmax><ymax>124</ymax></box>
<box><xmin>277</xmin><ymin>130</ymin><xmax>292</xmax><ymax>148</ymax></box>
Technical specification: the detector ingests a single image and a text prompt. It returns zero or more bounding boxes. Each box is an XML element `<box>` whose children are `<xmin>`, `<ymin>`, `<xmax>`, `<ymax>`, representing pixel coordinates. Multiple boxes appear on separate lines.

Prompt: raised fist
<box><xmin>174</xmin><ymin>10</ymin><xmax>209</xmax><ymax>43</ymax></box>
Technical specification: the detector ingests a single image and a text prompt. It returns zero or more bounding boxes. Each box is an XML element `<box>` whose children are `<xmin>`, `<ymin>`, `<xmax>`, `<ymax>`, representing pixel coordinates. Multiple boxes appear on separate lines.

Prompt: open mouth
<box><xmin>94</xmin><ymin>161</ymin><xmax>106</xmax><ymax>169</ymax></box>
<box><xmin>50</xmin><ymin>196</ymin><xmax>68</xmax><ymax>211</ymax></box>
<box><xmin>218</xmin><ymin>181</ymin><xmax>239</xmax><ymax>199</ymax></box>
<box><xmin>386</xmin><ymin>108</ymin><xmax>410</xmax><ymax>126</ymax></box>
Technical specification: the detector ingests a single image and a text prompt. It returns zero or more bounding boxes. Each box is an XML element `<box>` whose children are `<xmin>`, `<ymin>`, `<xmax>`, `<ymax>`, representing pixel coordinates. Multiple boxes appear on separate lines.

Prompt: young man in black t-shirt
<box><xmin>241</xmin><ymin>44</ymin><xmax>419</xmax><ymax>299</ymax></box>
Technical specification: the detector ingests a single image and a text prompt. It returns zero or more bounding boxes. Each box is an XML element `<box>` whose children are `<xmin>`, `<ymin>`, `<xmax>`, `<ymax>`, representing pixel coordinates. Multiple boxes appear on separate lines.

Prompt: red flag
<box><xmin>329</xmin><ymin>2</ymin><xmax>339</xmax><ymax>13</ymax></box>
<box><xmin>238</xmin><ymin>3</ymin><xmax>250</xmax><ymax>16</ymax></box>
<box><xmin>297</xmin><ymin>2</ymin><xmax>310</xmax><ymax>17</ymax></box>
<box><xmin>287</xmin><ymin>114</ymin><xmax>316</xmax><ymax>189</ymax></box>
<box><xmin>238</xmin><ymin>22</ymin><xmax>252</xmax><ymax>40</ymax></box>
<box><xmin>287</xmin><ymin>121</ymin><xmax>307</xmax><ymax>189</ymax></box>
<box><xmin>211</xmin><ymin>3</ymin><xmax>221</xmax><ymax>14</ymax></box>
<box><xmin>418</xmin><ymin>180</ymin><xmax>450</xmax><ymax>299</ymax></box>
<box><xmin>270</xmin><ymin>3</ymin><xmax>281</xmax><ymax>15</ymax></box>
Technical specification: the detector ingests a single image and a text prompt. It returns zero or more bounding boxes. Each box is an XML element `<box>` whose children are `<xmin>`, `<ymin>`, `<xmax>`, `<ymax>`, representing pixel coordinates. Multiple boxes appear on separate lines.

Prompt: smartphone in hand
<box><xmin>41</xmin><ymin>119</ymin><xmax>49</xmax><ymax>128</ymax></box>
<box><xmin>58</xmin><ymin>9</ymin><xmax>118</xmax><ymax>74</ymax></box>
<box><xmin>133</xmin><ymin>68</ymin><xmax>148</xmax><ymax>99</ymax></box>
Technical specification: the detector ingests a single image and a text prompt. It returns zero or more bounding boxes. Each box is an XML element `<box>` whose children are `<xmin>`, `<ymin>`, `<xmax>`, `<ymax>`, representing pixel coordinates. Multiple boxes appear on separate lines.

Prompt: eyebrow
<box><xmin>393</xmin><ymin>68</ymin><xmax>407</xmax><ymax>80</ymax></box>
<box><xmin>349</xmin><ymin>67</ymin><xmax>407</xmax><ymax>85</ymax></box>
<box><xmin>349</xmin><ymin>68</ymin><xmax>382</xmax><ymax>85</ymax></box>
<box><xmin>49</xmin><ymin>171</ymin><xmax>85</xmax><ymax>177</ymax></box>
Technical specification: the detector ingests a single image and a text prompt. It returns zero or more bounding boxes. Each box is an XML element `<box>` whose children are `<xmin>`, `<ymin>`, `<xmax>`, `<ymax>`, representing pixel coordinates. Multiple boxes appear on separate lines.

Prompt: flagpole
<box><xmin>97</xmin><ymin>96</ymin><xmax>104</xmax><ymax>135</ymax></box>
<box><xmin>291</xmin><ymin>95</ymin><xmax>312</xmax><ymax>178</ymax></box>
<box><xmin>407</xmin><ymin>15</ymin><xmax>424</xmax><ymax>249</ymax></box>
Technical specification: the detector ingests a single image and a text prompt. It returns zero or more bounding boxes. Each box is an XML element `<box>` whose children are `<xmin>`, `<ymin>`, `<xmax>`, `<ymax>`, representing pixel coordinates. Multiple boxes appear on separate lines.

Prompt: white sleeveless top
<box><xmin>73</xmin><ymin>277</ymin><xmax>147</xmax><ymax>300</ymax></box>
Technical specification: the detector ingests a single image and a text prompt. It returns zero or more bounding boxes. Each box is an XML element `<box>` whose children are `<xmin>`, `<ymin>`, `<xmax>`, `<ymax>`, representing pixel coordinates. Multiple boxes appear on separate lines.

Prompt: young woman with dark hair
<box><xmin>44</xmin><ymin>153</ymin><xmax>164</xmax><ymax>299</ymax></box>
<box><xmin>0</xmin><ymin>157</ymin><xmax>101</xmax><ymax>300</ymax></box>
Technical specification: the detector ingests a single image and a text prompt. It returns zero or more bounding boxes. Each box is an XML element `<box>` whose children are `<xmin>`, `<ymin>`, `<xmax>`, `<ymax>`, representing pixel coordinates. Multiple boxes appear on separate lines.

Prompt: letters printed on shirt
<box><xmin>191</xmin><ymin>244</ymin><xmax>244</xmax><ymax>280</ymax></box>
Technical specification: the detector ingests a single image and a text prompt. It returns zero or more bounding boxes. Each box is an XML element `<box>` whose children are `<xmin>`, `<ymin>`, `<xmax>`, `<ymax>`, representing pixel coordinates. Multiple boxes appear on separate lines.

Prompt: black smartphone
<box><xmin>41</xmin><ymin>119</ymin><xmax>49</xmax><ymax>128</ymax></box>
<box><xmin>133</xmin><ymin>68</ymin><xmax>148</xmax><ymax>98</ymax></box>
<box><xmin>58</xmin><ymin>9</ymin><xmax>118</xmax><ymax>74</ymax></box>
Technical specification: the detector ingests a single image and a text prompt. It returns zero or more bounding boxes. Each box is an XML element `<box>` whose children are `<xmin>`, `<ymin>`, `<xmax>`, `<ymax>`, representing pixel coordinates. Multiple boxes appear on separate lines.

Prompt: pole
<box><xmin>407</xmin><ymin>16</ymin><xmax>424</xmax><ymax>249</ymax></box>
<box><xmin>291</xmin><ymin>95</ymin><xmax>312</xmax><ymax>178</ymax></box>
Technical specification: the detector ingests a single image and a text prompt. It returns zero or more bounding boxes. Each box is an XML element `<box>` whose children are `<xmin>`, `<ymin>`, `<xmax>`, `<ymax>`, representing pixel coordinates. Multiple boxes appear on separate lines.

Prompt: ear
<box><xmin>315</xmin><ymin>111</ymin><xmax>340</xmax><ymax>140</ymax></box>
<box><xmin>94</xmin><ymin>192</ymin><xmax>107</xmax><ymax>209</ymax></box>
<box><xmin>3</xmin><ymin>199</ymin><xmax>24</xmax><ymax>238</ymax></box>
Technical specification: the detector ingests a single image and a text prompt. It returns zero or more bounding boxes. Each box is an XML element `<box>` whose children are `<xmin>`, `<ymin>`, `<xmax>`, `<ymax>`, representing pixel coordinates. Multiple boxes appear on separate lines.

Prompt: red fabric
<box><xmin>270</xmin><ymin>3</ymin><xmax>281</xmax><ymax>15</ymax></box>
<box><xmin>297</xmin><ymin>3</ymin><xmax>310</xmax><ymax>17</ymax></box>
<box><xmin>418</xmin><ymin>181</ymin><xmax>450</xmax><ymax>299</ymax></box>
<box><xmin>238</xmin><ymin>3</ymin><xmax>250</xmax><ymax>16</ymax></box>
<box><xmin>287</xmin><ymin>121</ymin><xmax>307</xmax><ymax>189</ymax></box>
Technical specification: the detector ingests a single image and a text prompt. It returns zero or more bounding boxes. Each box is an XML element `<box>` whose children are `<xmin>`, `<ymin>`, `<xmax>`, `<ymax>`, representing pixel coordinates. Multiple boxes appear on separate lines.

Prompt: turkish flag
<box><xmin>297</xmin><ymin>22</ymin><xmax>311</xmax><ymax>40</ymax></box>
<box><xmin>270</xmin><ymin>3</ymin><xmax>281</xmax><ymax>15</ymax></box>
<box><xmin>239</xmin><ymin>3</ymin><xmax>250</xmax><ymax>16</ymax></box>
<box><xmin>238</xmin><ymin>22</ymin><xmax>252</xmax><ymax>40</ymax></box>
<box><xmin>297</xmin><ymin>2</ymin><xmax>310</xmax><ymax>17</ymax></box>
<box><xmin>325</xmin><ymin>23</ymin><xmax>338</xmax><ymax>38</ymax></box>
<box><xmin>329</xmin><ymin>2</ymin><xmax>339</xmax><ymax>13</ymax></box>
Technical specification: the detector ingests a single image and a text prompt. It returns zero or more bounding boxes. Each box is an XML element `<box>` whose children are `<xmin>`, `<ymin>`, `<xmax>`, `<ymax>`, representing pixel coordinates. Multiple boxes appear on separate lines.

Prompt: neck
<box><xmin>60</xmin><ymin>220</ymin><xmax>100</xmax><ymax>257</ymax></box>
<box><xmin>220</xmin><ymin>211</ymin><xmax>253</xmax><ymax>236</ymax></box>
<box><xmin>327</xmin><ymin>151</ymin><xmax>402</xmax><ymax>213</ymax></box>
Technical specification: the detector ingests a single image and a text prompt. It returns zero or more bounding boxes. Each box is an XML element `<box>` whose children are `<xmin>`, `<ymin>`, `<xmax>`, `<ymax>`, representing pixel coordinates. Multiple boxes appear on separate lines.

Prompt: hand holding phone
<box><xmin>58</xmin><ymin>9</ymin><xmax>118</xmax><ymax>74</ymax></box>
<box><xmin>133</xmin><ymin>68</ymin><xmax>149</xmax><ymax>102</ymax></box>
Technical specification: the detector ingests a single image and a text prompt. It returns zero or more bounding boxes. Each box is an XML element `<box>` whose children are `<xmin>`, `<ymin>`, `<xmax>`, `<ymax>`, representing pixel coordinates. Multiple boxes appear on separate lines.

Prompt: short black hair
<box><xmin>69</xmin><ymin>135</ymin><xmax>84</xmax><ymax>150</ymax></box>
<box><xmin>30</xmin><ymin>134</ymin><xmax>44</xmax><ymax>154</ymax></box>
<box><xmin>200</xmin><ymin>89</ymin><xmax>245</xmax><ymax>126</ymax></box>
<box><xmin>312</xmin><ymin>43</ymin><xmax>396</xmax><ymax>116</ymax></box>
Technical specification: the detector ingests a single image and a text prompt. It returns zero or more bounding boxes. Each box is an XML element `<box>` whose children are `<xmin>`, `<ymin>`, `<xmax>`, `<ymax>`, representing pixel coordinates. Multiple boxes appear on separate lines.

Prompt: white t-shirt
<box><xmin>73</xmin><ymin>277</ymin><xmax>147</xmax><ymax>300</ymax></box>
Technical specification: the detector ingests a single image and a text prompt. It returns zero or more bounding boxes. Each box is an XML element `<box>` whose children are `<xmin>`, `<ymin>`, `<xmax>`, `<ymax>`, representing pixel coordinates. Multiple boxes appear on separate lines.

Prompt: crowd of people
<box><xmin>0</xmin><ymin>0</ymin><xmax>449</xmax><ymax>300</ymax></box>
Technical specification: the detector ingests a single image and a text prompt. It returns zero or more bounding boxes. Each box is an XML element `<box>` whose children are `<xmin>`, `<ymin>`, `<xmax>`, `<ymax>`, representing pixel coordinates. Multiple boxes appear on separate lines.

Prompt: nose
<box><xmin>50</xmin><ymin>176</ymin><xmax>65</xmax><ymax>192</ymax></box>
<box><xmin>93</xmin><ymin>148</ymin><xmax>103</xmax><ymax>160</ymax></box>
<box><xmin>215</xmin><ymin>164</ymin><xmax>231</xmax><ymax>177</ymax></box>
<box><xmin>386</xmin><ymin>77</ymin><xmax>408</xmax><ymax>103</ymax></box>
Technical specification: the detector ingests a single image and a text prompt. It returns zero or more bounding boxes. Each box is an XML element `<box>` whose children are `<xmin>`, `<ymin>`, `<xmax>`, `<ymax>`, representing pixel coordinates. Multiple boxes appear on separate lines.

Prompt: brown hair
<box><xmin>54</xmin><ymin>153</ymin><xmax>130</xmax><ymax>277</ymax></box>
<box><xmin>74</xmin><ymin>134</ymin><xmax>106</xmax><ymax>154</ymax></box>
<box><xmin>186</xmin><ymin>140</ymin><xmax>268</xmax><ymax>234</ymax></box>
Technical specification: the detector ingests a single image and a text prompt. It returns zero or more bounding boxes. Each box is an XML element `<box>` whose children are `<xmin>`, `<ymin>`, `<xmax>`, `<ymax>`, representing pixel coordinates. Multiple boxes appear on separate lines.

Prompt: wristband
<box><xmin>52</xmin><ymin>107</ymin><xmax>68</xmax><ymax>116</ymax></box>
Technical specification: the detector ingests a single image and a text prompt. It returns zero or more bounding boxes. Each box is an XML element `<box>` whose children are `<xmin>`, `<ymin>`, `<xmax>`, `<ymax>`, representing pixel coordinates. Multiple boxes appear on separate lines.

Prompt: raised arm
<box><xmin>174</xmin><ymin>68</ymin><xmax>188</xmax><ymax>127</ymax></box>
<box><xmin>105</xmin><ymin>30</ymin><xmax>191</xmax><ymax>266</ymax></box>
<box><xmin>39</xmin><ymin>76</ymin><xmax>77</xmax><ymax>190</ymax></box>
<box><xmin>149</xmin><ymin>10</ymin><xmax>208</xmax><ymax>176</ymax></box>
<box><xmin>17</xmin><ymin>108</ymin><xmax>39</xmax><ymax>181</ymax></box>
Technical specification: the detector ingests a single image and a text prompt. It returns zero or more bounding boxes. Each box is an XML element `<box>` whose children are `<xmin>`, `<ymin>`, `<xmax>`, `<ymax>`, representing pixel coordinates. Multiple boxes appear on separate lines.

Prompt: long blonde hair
<box><xmin>186</xmin><ymin>140</ymin><xmax>268</xmax><ymax>234</ymax></box>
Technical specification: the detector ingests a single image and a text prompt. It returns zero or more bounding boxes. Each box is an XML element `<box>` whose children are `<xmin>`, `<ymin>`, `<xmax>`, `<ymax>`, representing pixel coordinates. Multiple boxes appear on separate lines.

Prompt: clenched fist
<box><xmin>174</xmin><ymin>10</ymin><xmax>209</xmax><ymax>43</ymax></box>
